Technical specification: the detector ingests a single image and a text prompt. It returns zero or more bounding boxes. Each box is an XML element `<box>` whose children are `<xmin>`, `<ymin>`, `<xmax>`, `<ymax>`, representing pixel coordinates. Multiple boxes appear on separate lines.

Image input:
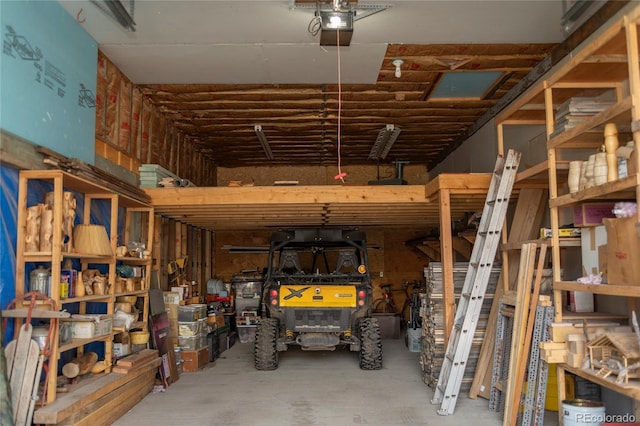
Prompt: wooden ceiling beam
<box><xmin>385</xmin><ymin>43</ymin><xmax>556</xmax><ymax>56</ymax></box>
<box><xmin>146</xmin><ymin>185</ymin><xmax>429</xmax><ymax>206</ymax></box>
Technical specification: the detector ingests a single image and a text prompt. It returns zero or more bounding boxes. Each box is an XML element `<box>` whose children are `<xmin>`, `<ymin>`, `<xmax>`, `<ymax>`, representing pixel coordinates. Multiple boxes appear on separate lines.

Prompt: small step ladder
<box><xmin>431</xmin><ymin>149</ymin><xmax>521</xmax><ymax>415</ymax></box>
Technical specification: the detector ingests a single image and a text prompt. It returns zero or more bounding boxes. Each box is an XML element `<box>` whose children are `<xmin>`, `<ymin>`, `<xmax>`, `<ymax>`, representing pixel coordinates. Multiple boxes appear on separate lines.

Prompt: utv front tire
<box><xmin>359</xmin><ymin>317</ymin><xmax>383</xmax><ymax>370</ymax></box>
<box><xmin>254</xmin><ymin>318</ymin><xmax>279</xmax><ymax>370</ymax></box>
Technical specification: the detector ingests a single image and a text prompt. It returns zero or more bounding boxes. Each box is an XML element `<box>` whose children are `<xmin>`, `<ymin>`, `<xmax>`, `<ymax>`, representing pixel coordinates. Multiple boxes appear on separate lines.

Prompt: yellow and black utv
<box><xmin>254</xmin><ymin>228</ymin><xmax>383</xmax><ymax>370</ymax></box>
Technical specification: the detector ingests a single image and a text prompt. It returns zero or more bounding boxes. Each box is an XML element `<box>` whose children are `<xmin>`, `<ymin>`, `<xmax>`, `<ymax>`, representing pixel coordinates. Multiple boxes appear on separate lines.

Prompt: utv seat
<box><xmin>279</xmin><ymin>249</ymin><xmax>303</xmax><ymax>273</ymax></box>
<box><xmin>334</xmin><ymin>249</ymin><xmax>358</xmax><ymax>273</ymax></box>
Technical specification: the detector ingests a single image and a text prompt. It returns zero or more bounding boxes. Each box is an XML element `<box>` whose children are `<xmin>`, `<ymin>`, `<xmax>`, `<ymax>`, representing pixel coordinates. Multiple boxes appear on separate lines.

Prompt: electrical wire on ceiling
<box><xmin>333</xmin><ymin>28</ymin><xmax>346</xmax><ymax>183</ymax></box>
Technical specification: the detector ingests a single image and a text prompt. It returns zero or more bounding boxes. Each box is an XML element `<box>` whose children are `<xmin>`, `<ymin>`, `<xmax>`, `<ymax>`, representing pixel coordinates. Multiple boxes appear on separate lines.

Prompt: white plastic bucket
<box><xmin>406</xmin><ymin>328</ymin><xmax>421</xmax><ymax>352</ymax></box>
<box><xmin>562</xmin><ymin>399</ymin><xmax>605</xmax><ymax>426</ymax></box>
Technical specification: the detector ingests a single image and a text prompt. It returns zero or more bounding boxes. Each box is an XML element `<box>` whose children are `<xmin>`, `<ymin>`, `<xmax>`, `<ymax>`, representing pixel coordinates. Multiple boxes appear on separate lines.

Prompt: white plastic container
<box><xmin>562</xmin><ymin>399</ymin><xmax>605</xmax><ymax>426</ymax></box>
<box><xmin>406</xmin><ymin>328</ymin><xmax>421</xmax><ymax>352</ymax></box>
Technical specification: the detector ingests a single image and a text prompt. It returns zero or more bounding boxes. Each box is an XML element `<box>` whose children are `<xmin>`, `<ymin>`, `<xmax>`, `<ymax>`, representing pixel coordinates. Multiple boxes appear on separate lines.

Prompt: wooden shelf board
<box><xmin>555</xmin><ymin>281</ymin><xmax>640</xmax><ymax>297</ymax></box>
<box><xmin>549</xmin><ymin>174</ymin><xmax>639</xmax><ymax>208</ymax></box>
<box><xmin>22</xmin><ymin>252</ymin><xmax>55</xmax><ymax>262</ymax></box>
<box><xmin>58</xmin><ymin>333</ymin><xmax>115</xmax><ymax>353</ymax></box>
<box><xmin>515</xmin><ymin>160</ymin><xmax>569</xmax><ymax>183</ymax></box>
<box><xmin>65</xmin><ymin>253</ymin><xmax>116</xmax><ymax>262</ymax></box>
<box><xmin>500</xmin><ymin>237</ymin><xmax>580</xmax><ymax>251</ymax></box>
<box><xmin>23</xmin><ymin>252</ymin><xmax>116</xmax><ymax>263</ymax></box>
<box><xmin>562</xmin><ymin>310</ymin><xmax>629</xmax><ymax>321</ymax></box>
<box><xmin>516</xmin><ymin>161</ymin><xmax>549</xmax><ymax>182</ymax></box>
<box><xmin>116</xmin><ymin>257</ymin><xmax>151</xmax><ymax>265</ymax></box>
<box><xmin>115</xmin><ymin>290</ymin><xmax>148</xmax><ymax>297</ymax></box>
<box><xmin>558</xmin><ymin>238</ymin><xmax>582</xmax><ymax>248</ymax></box>
<box><xmin>60</xmin><ymin>295</ymin><xmax>113</xmax><ymax>304</ymax></box>
<box><xmin>1</xmin><ymin>308</ymin><xmax>71</xmax><ymax>319</ymax></box>
<box><xmin>560</xmin><ymin>364</ymin><xmax>640</xmax><ymax>400</ymax></box>
<box><xmin>547</xmin><ymin>97</ymin><xmax>632</xmax><ymax>149</ymax></box>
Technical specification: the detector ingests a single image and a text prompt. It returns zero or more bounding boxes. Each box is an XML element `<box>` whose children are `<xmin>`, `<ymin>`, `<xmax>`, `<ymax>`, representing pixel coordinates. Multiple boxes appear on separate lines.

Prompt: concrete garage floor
<box><xmin>114</xmin><ymin>338</ymin><xmax>559</xmax><ymax>426</ymax></box>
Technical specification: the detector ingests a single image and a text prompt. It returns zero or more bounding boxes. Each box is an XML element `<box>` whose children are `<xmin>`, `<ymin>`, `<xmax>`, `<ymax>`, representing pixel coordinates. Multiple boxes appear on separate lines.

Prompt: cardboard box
<box><xmin>598</xmin><ymin>245</ymin><xmax>608</xmax><ymax>278</ymax></box>
<box><xmin>604</xmin><ymin>217</ymin><xmax>640</xmax><ymax>285</ymax></box>
<box><xmin>568</xmin><ymin>291</ymin><xmax>594</xmax><ymax>313</ymax></box>
<box><xmin>181</xmin><ymin>347</ymin><xmax>209</xmax><ymax>372</ymax></box>
<box><xmin>580</xmin><ymin>225</ymin><xmax>607</xmax><ymax>276</ymax></box>
<box><xmin>113</xmin><ymin>342</ymin><xmax>131</xmax><ymax>357</ymax></box>
<box><xmin>573</xmin><ymin>202</ymin><xmax>616</xmax><ymax>227</ymax></box>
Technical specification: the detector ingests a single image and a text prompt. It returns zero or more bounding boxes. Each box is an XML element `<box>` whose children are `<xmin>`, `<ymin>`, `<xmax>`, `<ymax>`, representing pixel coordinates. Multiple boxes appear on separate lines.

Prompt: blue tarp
<box><xmin>1</xmin><ymin>165</ymin><xmax>19</xmax><ymax>342</ymax></box>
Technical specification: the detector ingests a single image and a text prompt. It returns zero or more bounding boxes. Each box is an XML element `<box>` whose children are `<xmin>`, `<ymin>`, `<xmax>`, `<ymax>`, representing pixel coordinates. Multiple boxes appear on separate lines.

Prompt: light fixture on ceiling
<box><xmin>392</xmin><ymin>59</ymin><xmax>404</xmax><ymax>78</ymax></box>
<box><xmin>368</xmin><ymin>124</ymin><xmax>401</xmax><ymax>160</ymax></box>
<box><xmin>302</xmin><ymin>1</ymin><xmax>391</xmax><ymax>47</ymax></box>
<box><xmin>254</xmin><ymin>125</ymin><xmax>274</xmax><ymax>160</ymax></box>
<box><xmin>319</xmin><ymin>10</ymin><xmax>354</xmax><ymax>46</ymax></box>
<box><xmin>91</xmin><ymin>0</ymin><xmax>136</xmax><ymax>32</ymax></box>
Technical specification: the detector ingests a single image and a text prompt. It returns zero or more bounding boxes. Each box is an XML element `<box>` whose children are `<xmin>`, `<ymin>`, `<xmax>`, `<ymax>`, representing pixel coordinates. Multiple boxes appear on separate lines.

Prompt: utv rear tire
<box><xmin>254</xmin><ymin>318</ymin><xmax>279</xmax><ymax>370</ymax></box>
<box><xmin>359</xmin><ymin>317</ymin><xmax>383</xmax><ymax>370</ymax></box>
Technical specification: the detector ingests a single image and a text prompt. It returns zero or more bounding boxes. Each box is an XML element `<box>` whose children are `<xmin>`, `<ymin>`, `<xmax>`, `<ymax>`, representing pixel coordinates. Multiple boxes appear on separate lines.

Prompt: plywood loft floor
<box><xmin>114</xmin><ymin>338</ymin><xmax>558</xmax><ymax>425</ymax></box>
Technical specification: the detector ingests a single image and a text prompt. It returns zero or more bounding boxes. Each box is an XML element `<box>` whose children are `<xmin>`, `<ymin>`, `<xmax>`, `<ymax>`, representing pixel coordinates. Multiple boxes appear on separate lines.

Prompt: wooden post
<box><xmin>204</xmin><ymin>230</ymin><xmax>212</xmax><ymax>284</ymax></box>
<box><xmin>503</xmin><ymin>243</ymin><xmax>536</xmax><ymax>426</ymax></box>
<box><xmin>505</xmin><ymin>244</ymin><xmax>547</xmax><ymax>426</ymax></box>
<box><xmin>439</xmin><ymin>188</ymin><xmax>454</xmax><ymax>347</ymax></box>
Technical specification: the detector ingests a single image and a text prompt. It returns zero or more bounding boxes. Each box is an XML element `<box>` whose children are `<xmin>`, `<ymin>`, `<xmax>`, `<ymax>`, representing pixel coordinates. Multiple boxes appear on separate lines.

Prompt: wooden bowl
<box><xmin>130</xmin><ymin>331</ymin><xmax>150</xmax><ymax>345</ymax></box>
<box><xmin>116</xmin><ymin>295</ymin><xmax>137</xmax><ymax>304</ymax></box>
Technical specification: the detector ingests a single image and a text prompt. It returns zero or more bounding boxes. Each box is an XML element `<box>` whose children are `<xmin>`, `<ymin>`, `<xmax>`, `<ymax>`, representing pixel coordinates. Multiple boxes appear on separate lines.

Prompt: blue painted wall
<box><xmin>0</xmin><ymin>0</ymin><xmax>97</xmax><ymax>164</ymax></box>
<box><xmin>1</xmin><ymin>2</ymin><xmax>99</xmax><ymax>344</ymax></box>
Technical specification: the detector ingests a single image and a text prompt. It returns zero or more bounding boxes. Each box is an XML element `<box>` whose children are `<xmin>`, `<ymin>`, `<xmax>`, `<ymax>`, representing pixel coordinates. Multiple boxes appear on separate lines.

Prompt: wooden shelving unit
<box><xmin>115</xmin><ymin>206</ymin><xmax>154</xmax><ymax>330</ymax></box>
<box><xmin>13</xmin><ymin>169</ymin><xmax>153</xmax><ymax>406</ymax></box>
<box><xmin>494</xmin><ymin>1</ymin><xmax>640</xmax><ymax>416</ymax></box>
